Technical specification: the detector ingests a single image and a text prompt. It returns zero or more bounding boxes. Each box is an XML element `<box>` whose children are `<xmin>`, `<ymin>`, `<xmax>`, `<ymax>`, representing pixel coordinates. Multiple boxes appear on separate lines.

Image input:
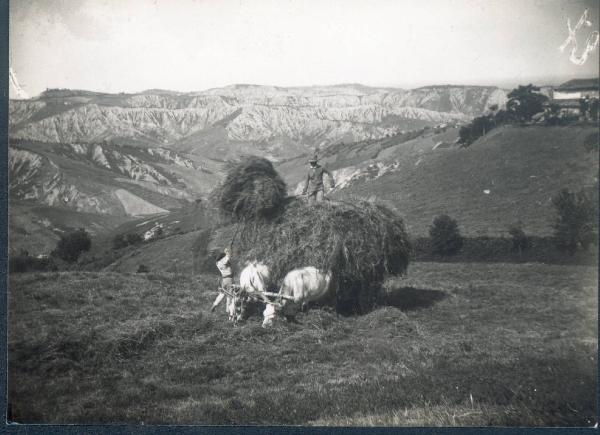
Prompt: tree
<box><xmin>112</xmin><ymin>233</ymin><xmax>128</xmax><ymax>250</ymax></box>
<box><xmin>125</xmin><ymin>233</ymin><xmax>143</xmax><ymax>245</ymax></box>
<box><xmin>458</xmin><ymin>115</ymin><xmax>496</xmax><ymax>146</ymax></box>
<box><xmin>53</xmin><ymin>228</ymin><xmax>92</xmax><ymax>262</ymax></box>
<box><xmin>429</xmin><ymin>214</ymin><xmax>464</xmax><ymax>256</ymax></box>
<box><xmin>579</xmin><ymin>97</ymin><xmax>590</xmax><ymax>120</ymax></box>
<box><xmin>506</xmin><ymin>84</ymin><xmax>548</xmax><ymax>123</ymax></box>
<box><xmin>552</xmin><ymin>188</ymin><xmax>597</xmax><ymax>254</ymax></box>
<box><xmin>589</xmin><ymin>99</ymin><xmax>599</xmax><ymax>121</ymax></box>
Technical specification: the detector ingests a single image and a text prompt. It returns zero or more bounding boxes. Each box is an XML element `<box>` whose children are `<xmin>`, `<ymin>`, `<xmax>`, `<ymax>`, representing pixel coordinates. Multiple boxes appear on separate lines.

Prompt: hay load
<box><xmin>209</xmin><ymin>156</ymin><xmax>411</xmax><ymax>314</ymax></box>
<box><xmin>211</xmin><ymin>156</ymin><xmax>287</xmax><ymax>222</ymax></box>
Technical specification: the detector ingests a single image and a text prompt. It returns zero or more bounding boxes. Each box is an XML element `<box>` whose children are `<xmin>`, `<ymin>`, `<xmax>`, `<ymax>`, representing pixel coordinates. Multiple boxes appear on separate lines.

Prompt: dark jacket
<box><xmin>302</xmin><ymin>165</ymin><xmax>335</xmax><ymax>194</ymax></box>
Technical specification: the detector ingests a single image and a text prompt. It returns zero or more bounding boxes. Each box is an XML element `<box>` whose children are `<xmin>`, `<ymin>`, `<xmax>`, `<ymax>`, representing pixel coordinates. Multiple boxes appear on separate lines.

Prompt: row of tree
<box><xmin>429</xmin><ymin>187</ymin><xmax>597</xmax><ymax>256</ymax></box>
<box><xmin>458</xmin><ymin>84</ymin><xmax>599</xmax><ymax>146</ymax></box>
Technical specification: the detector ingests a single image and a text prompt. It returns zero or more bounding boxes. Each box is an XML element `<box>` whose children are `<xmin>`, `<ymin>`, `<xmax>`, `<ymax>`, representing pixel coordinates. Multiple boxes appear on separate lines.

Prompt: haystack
<box><xmin>207</xmin><ymin>156</ymin><xmax>411</xmax><ymax>313</ymax></box>
<box><xmin>235</xmin><ymin>199</ymin><xmax>411</xmax><ymax>313</ymax></box>
<box><xmin>210</xmin><ymin>156</ymin><xmax>287</xmax><ymax>222</ymax></box>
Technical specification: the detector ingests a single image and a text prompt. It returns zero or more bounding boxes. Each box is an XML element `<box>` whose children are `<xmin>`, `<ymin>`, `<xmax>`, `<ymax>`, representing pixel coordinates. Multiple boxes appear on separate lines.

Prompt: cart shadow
<box><xmin>382</xmin><ymin>286</ymin><xmax>448</xmax><ymax>311</ymax></box>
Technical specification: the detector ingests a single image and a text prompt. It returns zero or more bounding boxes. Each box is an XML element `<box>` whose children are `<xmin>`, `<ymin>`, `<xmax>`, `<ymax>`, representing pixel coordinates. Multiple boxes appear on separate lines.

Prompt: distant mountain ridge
<box><xmin>8</xmin><ymin>83</ymin><xmax>510</xmax><ymax>255</ymax></box>
<box><xmin>10</xmin><ymin>84</ymin><xmax>507</xmax><ymax>157</ymax></box>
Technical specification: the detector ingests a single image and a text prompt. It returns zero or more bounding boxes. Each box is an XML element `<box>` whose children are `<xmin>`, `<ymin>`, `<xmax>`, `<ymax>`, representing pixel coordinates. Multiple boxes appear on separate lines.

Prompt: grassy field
<box><xmin>334</xmin><ymin>125</ymin><xmax>598</xmax><ymax>237</ymax></box>
<box><xmin>8</xmin><ymin>262</ymin><xmax>597</xmax><ymax>426</ymax></box>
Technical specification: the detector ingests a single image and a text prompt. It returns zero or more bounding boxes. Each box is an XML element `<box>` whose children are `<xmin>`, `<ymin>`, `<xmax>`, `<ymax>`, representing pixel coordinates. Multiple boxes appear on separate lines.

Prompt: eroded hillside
<box><xmin>10</xmin><ymin>85</ymin><xmax>506</xmax><ymax>158</ymax></box>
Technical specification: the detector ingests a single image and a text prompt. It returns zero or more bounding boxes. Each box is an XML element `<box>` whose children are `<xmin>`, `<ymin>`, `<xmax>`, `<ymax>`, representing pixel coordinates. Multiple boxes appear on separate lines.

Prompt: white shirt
<box><xmin>216</xmin><ymin>254</ymin><xmax>232</xmax><ymax>278</ymax></box>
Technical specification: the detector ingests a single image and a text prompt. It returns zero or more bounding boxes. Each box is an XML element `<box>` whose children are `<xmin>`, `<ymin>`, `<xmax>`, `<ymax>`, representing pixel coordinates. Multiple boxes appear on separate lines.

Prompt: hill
<box><xmin>9</xmin><ymin>201</ymin><xmax>132</xmax><ymax>257</ymax></box>
<box><xmin>328</xmin><ymin>125</ymin><xmax>597</xmax><ymax>237</ymax></box>
<box><xmin>10</xmin><ymin>85</ymin><xmax>506</xmax><ymax>156</ymax></box>
<box><xmin>76</xmin><ymin>124</ymin><xmax>597</xmax><ymax>273</ymax></box>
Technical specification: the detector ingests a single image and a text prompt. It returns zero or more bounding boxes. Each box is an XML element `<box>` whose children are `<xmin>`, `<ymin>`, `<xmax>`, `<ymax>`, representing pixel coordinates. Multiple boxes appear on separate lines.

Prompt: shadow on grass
<box><xmin>383</xmin><ymin>286</ymin><xmax>447</xmax><ymax>311</ymax></box>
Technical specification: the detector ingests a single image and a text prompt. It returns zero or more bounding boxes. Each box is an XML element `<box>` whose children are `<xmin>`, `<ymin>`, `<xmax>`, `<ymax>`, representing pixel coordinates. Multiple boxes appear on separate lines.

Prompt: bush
<box><xmin>112</xmin><ymin>233</ymin><xmax>128</xmax><ymax>250</ymax></box>
<box><xmin>458</xmin><ymin>115</ymin><xmax>495</xmax><ymax>146</ymax></box>
<box><xmin>113</xmin><ymin>232</ymin><xmax>143</xmax><ymax>250</ymax></box>
<box><xmin>429</xmin><ymin>215</ymin><xmax>463</xmax><ymax>256</ymax></box>
<box><xmin>53</xmin><ymin>229</ymin><xmax>92</xmax><ymax>262</ymax></box>
<box><xmin>552</xmin><ymin>188</ymin><xmax>598</xmax><ymax>254</ymax></box>
<box><xmin>9</xmin><ymin>255</ymin><xmax>57</xmax><ymax>273</ymax></box>
<box><xmin>125</xmin><ymin>233</ymin><xmax>143</xmax><ymax>245</ymax></box>
<box><xmin>137</xmin><ymin>264</ymin><xmax>149</xmax><ymax>273</ymax></box>
<box><xmin>508</xmin><ymin>224</ymin><xmax>530</xmax><ymax>253</ymax></box>
<box><xmin>506</xmin><ymin>84</ymin><xmax>548</xmax><ymax>123</ymax></box>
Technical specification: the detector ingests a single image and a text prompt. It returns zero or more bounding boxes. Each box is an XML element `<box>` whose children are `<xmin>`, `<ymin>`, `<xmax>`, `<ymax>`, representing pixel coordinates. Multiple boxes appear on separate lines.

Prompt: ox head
<box><xmin>240</xmin><ymin>261</ymin><xmax>270</xmax><ymax>294</ymax></box>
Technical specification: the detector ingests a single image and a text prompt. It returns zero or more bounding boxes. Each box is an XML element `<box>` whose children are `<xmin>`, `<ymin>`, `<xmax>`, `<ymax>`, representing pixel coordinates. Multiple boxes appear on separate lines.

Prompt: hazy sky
<box><xmin>10</xmin><ymin>0</ymin><xmax>600</xmax><ymax>97</ymax></box>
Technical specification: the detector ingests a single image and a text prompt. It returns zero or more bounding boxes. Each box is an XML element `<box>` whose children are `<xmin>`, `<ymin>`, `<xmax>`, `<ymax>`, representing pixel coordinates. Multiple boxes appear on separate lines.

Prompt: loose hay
<box><xmin>207</xmin><ymin>156</ymin><xmax>411</xmax><ymax>313</ymax></box>
<box><xmin>234</xmin><ymin>199</ymin><xmax>411</xmax><ymax>314</ymax></box>
<box><xmin>211</xmin><ymin>157</ymin><xmax>287</xmax><ymax>222</ymax></box>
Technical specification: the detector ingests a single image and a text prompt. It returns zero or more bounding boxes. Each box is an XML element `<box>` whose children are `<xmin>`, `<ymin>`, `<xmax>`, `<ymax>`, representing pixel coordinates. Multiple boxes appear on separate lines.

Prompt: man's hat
<box><xmin>308</xmin><ymin>155</ymin><xmax>318</xmax><ymax>163</ymax></box>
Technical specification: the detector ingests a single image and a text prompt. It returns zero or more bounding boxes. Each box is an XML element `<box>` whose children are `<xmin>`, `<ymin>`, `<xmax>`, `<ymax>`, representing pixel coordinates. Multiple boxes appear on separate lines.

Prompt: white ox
<box><xmin>263</xmin><ymin>266</ymin><xmax>332</xmax><ymax>327</ymax></box>
<box><xmin>226</xmin><ymin>261</ymin><xmax>270</xmax><ymax>321</ymax></box>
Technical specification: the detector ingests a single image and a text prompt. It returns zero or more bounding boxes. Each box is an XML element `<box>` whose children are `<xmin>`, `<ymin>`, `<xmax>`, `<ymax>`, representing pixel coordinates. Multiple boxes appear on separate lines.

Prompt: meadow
<box><xmin>8</xmin><ymin>261</ymin><xmax>597</xmax><ymax>426</ymax></box>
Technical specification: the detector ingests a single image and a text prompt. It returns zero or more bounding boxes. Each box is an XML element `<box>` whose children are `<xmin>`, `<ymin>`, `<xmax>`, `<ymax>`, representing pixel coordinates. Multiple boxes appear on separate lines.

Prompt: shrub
<box><xmin>429</xmin><ymin>215</ymin><xmax>463</xmax><ymax>256</ymax></box>
<box><xmin>590</xmin><ymin>99</ymin><xmax>599</xmax><ymax>121</ymax></box>
<box><xmin>53</xmin><ymin>229</ymin><xmax>92</xmax><ymax>262</ymax></box>
<box><xmin>506</xmin><ymin>84</ymin><xmax>548</xmax><ymax>123</ymax></box>
<box><xmin>9</xmin><ymin>255</ymin><xmax>57</xmax><ymax>273</ymax></box>
<box><xmin>552</xmin><ymin>188</ymin><xmax>598</xmax><ymax>254</ymax></box>
<box><xmin>125</xmin><ymin>233</ymin><xmax>143</xmax><ymax>245</ymax></box>
<box><xmin>459</xmin><ymin>112</ymin><xmax>510</xmax><ymax>146</ymax></box>
<box><xmin>112</xmin><ymin>233</ymin><xmax>128</xmax><ymax>250</ymax></box>
<box><xmin>113</xmin><ymin>232</ymin><xmax>143</xmax><ymax>250</ymax></box>
<box><xmin>508</xmin><ymin>224</ymin><xmax>530</xmax><ymax>253</ymax></box>
<box><xmin>137</xmin><ymin>264</ymin><xmax>149</xmax><ymax>273</ymax></box>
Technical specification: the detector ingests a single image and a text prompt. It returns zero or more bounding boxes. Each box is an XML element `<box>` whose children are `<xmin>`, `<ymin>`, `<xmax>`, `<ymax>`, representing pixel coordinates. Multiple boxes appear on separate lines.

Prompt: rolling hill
<box><xmin>9</xmin><ymin>83</ymin><xmax>597</xmax><ymax>263</ymax></box>
<box><xmin>328</xmin><ymin>125</ymin><xmax>598</xmax><ymax>237</ymax></box>
<box><xmin>90</xmin><ymin>124</ymin><xmax>597</xmax><ymax>273</ymax></box>
<box><xmin>9</xmin><ymin>84</ymin><xmax>510</xmax><ymax>256</ymax></box>
<box><xmin>8</xmin><ymin>139</ymin><xmax>218</xmax><ymax>255</ymax></box>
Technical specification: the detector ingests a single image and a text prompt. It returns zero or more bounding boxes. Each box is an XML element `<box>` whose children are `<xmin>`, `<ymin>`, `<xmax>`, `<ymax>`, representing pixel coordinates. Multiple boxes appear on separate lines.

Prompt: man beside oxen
<box><xmin>211</xmin><ymin>248</ymin><xmax>237</xmax><ymax>319</ymax></box>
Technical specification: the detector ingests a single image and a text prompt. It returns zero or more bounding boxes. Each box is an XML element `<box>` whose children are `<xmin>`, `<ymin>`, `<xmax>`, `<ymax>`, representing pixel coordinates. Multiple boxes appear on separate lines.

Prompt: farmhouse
<box><xmin>552</xmin><ymin>78</ymin><xmax>599</xmax><ymax>100</ymax></box>
<box><xmin>143</xmin><ymin>223</ymin><xmax>163</xmax><ymax>241</ymax></box>
<box><xmin>546</xmin><ymin>78</ymin><xmax>599</xmax><ymax>114</ymax></box>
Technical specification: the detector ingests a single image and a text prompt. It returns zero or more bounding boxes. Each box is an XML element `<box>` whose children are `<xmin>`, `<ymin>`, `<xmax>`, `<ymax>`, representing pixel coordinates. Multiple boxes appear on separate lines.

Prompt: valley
<box><xmin>7</xmin><ymin>84</ymin><xmax>597</xmax><ymax>265</ymax></box>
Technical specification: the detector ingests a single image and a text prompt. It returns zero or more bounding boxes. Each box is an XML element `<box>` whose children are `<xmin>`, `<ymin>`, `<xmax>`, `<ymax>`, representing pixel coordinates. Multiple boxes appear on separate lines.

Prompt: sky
<box><xmin>9</xmin><ymin>0</ymin><xmax>600</xmax><ymax>97</ymax></box>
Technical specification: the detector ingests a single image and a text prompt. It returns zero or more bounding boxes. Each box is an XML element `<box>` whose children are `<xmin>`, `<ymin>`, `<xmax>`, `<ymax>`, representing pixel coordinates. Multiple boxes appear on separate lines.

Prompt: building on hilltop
<box><xmin>552</xmin><ymin>78</ymin><xmax>599</xmax><ymax>100</ymax></box>
<box><xmin>143</xmin><ymin>222</ymin><xmax>164</xmax><ymax>241</ymax></box>
<box><xmin>545</xmin><ymin>78</ymin><xmax>599</xmax><ymax>116</ymax></box>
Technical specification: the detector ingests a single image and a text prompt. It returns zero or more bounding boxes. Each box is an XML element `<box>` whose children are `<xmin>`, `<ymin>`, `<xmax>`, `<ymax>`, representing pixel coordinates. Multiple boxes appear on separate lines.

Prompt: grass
<box><xmin>332</xmin><ymin>125</ymin><xmax>599</xmax><ymax>237</ymax></box>
<box><xmin>8</xmin><ymin>262</ymin><xmax>597</xmax><ymax>426</ymax></box>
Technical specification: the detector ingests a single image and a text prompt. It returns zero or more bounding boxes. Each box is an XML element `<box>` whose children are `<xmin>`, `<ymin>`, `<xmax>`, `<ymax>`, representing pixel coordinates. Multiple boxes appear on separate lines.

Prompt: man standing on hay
<box><xmin>301</xmin><ymin>155</ymin><xmax>335</xmax><ymax>204</ymax></box>
<box><xmin>211</xmin><ymin>248</ymin><xmax>234</xmax><ymax>312</ymax></box>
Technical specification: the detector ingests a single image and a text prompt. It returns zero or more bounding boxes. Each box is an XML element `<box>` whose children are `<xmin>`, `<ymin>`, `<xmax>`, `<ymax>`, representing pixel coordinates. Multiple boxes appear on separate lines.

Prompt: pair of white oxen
<box><xmin>224</xmin><ymin>262</ymin><xmax>332</xmax><ymax>327</ymax></box>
